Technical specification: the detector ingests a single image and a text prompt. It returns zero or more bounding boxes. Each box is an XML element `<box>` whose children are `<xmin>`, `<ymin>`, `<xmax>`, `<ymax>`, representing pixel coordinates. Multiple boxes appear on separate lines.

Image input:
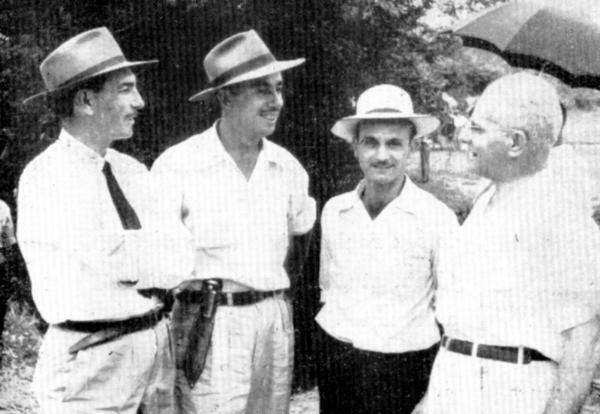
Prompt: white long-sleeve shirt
<box><xmin>316</xmin><ymin>177</ymin><xmax>458</xmax><ymax>353</ymax></box>
<box><xmin>17</xmin><ymin>130</ymin><xmax>195</xmax><ymax>324</ymax></box>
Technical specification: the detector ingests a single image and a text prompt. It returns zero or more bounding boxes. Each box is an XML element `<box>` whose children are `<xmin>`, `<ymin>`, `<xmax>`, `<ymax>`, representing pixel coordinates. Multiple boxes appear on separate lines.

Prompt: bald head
<box><xmin>467</xmin><ymin>73</ymin><xmax>562</xmax><ymax>180</ymax></box>
<box><xmin>474</xmin><ymin>72</ymin><xmax>562</xmax><ymax>146</ymax></box>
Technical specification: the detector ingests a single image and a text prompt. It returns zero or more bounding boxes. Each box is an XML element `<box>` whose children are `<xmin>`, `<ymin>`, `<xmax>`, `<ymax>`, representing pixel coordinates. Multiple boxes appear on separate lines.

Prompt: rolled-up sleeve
<box><xmin>288</xmin><ymin>167</ymin><xmax>316</xmax><ymax>235</ymax></box>
<box><xmin>540</xmin><ymin>209</ymin><xmax>600</xmax><ymax>334</ymax></box>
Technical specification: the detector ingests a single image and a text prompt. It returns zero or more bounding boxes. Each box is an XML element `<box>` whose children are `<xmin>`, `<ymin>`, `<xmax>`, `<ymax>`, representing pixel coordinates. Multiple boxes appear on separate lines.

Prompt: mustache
<box><xmin>370</xmin><ymin>162</ymin><xmax>395</xmax><ymax>168</ymax></box>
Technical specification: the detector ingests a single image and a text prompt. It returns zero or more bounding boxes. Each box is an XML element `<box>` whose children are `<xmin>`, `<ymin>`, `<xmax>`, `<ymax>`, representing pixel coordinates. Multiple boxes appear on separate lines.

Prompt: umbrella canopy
<box><xmin>454</xmin><ymin>1</ymin><xmax>600</xmax><ymax>88</ymax></box>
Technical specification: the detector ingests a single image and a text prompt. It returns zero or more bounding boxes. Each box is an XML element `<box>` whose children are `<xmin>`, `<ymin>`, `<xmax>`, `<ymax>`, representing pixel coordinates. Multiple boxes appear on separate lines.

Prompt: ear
<box><xmin>351</xmin><ymin>139</ymin><xmax>359</xmax><ymax>158</ymax></box>
<box><xmin>507</xmin><ymin>130</ymin><xmax>527</xmax><ymax>158</ymax></box>
<box><xmin>72</xmin><ymin>89</ymin><xmax>94</xmax><ymax>117</ymax></box>
<box><xmin>409</xmin><ymin>136</ymin><xmax>420</xmax><ymax>152</ymax></box>
<box><xmin>216</xmin><ymin>89</ymin><xmax>231</xmax><ymax>107</ymax></box>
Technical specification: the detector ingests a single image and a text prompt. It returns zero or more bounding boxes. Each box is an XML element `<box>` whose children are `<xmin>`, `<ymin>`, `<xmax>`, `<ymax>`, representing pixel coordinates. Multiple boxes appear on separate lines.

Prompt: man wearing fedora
<box><xmin>315</xmin><ymin>84</ymin><xmax>457</xmax><ymax>414</ymax></box>
<box><xmin>417</xmin><ymin>73</ymin><xmax>600</xmax><ymax>414</ymax></box>
<box><xmin>18</xmin><ymin>27</ymin><xmax>194</xmax><ymax>413</ymax></box>
<box><xmin>152</xmin><ymin>30</ymin><xmax>315</xmax><ymax>413</ymax></box>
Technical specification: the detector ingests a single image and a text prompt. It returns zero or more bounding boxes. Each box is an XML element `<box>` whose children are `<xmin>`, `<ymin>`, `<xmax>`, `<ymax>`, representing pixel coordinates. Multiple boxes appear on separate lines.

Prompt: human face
<box><xmin>89</xmin><ymin>69</ymin><xmax>145</xmax><ymax>142</ymax></box>
<box><xmin>354</xmin><ymin>121</ymin><xmax>413</xmax><ymax>187</ymax></box>
<box><xmin>458</xmin><ymin>116</ymin><xmax>516</xmax><ymax>181</ymax></box>
<box><xmin>225</xmin><ymin>72</ymin><xmax>284</xmax><ymax>140</ymax></box>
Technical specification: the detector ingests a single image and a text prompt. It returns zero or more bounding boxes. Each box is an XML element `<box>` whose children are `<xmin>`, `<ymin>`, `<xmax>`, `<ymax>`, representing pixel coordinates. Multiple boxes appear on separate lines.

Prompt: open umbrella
<box><xmin>453</xmin><ymin>1</ymin><xmax>600</xmax><ymax>88</ymax></box>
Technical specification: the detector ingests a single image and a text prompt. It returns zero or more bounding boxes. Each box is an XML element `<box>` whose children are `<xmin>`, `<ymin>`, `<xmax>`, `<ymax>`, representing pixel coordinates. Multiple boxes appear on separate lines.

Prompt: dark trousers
<box><xmin>316</xmin><ymin>326</ymin><xmax>437</xmax><ymax>414</ymax></box>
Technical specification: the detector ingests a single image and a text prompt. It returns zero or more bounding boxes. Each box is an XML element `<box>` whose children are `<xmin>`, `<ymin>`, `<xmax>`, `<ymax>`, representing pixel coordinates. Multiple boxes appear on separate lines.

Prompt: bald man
<box><xmin>417</xmin><ymin>73</ymin><xmax>600</xmax><ymax>414</ymax></box>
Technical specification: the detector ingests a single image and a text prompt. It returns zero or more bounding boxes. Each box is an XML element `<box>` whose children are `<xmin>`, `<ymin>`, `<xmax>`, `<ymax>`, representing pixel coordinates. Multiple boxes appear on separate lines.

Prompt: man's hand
<box><xmin>543</xmin><ymin>316</ymin><xmax>600</xmax><ymax>414</ymax></box>
<box><xmin>174</xmin><ymin>279</ymin><xmax>205</xmax><ymax>295</ymax></box>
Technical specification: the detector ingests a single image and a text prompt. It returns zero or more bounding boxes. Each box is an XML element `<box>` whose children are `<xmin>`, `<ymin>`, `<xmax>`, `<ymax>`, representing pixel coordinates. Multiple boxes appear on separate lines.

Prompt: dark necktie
<box><xmin>102</xmin><ymin>161</ymin><xmax>141</xmax><ymax>230</ymax></box>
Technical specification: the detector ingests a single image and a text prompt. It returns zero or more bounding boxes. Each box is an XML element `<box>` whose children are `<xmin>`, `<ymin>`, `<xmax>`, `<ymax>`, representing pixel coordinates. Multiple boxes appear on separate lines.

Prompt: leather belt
<box><xmin>441</xmin><ymin>335</ymin><xmax>552</xmax><ymax>365</ymax></box>
<box><xmin>177</xmin><ymin>288</ymin><xmax>287</xmax><ymax>306</ymax></box>
<box><xmin>58</xmin><ymin>307</ymin><xmax>167</xmax><ymax>334</ymax></box>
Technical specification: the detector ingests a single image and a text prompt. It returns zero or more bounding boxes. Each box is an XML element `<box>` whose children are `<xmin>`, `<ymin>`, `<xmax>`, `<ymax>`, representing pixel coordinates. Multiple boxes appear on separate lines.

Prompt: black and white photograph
<box><xmin>2</xmin><ymin>0</ymin><xmax>600</xmax><ymax>413</ymax></box>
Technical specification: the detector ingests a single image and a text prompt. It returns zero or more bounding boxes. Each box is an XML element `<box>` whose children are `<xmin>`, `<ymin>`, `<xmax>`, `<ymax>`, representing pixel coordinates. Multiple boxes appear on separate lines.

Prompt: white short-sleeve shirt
<box><xmin>152</xmin><ymin>122</ymin><xmax>316</xmax><ymax>291</ymax></box>
<box><xmin>436</xmin><ymin>163</ymin><xmax>600</xmax><ymax>361</ymax></box>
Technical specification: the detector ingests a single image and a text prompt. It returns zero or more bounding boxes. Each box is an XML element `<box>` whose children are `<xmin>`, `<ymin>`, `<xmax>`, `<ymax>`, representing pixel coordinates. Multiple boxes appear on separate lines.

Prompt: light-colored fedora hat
<box><xmin>189</xmin><ymin>29</ymin><xmax>305</xmax><ymax>102</ymax></box>
<box><xmin>331</xmin><ymin>84</ymin><xmax>441</xmax><ymax>142</ymax></box>
<box><xmin>23</xmin><ymin>27</ymin><xmax>157</xmax><ymax>104</ymax></box>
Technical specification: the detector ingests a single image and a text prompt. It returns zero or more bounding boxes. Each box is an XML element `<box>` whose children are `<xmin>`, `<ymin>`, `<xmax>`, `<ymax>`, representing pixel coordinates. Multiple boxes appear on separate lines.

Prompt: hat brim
<box><xmin>189</xmin><ymin>58</ymin><xmax>305</xmax><ymax>102</ymax></box>
<box><xmin>331</xmin><ymin>113</ymin><xmax>441</xmax><ymax>142</ymax></box>
<box><xmin>23</xmin><ymin>59</ymin><xmax>158</xmax><ymax>105</ymax></box>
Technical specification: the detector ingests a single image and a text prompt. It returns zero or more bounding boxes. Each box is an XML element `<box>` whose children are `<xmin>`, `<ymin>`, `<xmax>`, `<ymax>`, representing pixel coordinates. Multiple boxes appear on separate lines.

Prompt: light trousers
<box><xmin>175</xmin><ymin>295</ymin><xmax>294</xmax><ymax>414</ymax></box>
<box><xmin>424</xmin><ymin>347</ymin><xmax>556</xmax><ymax>414</ymax></box>
<box><xmin>34</xmin><ymin>318</ymin><xmax>175</xmax><ymax>413</ymax></box>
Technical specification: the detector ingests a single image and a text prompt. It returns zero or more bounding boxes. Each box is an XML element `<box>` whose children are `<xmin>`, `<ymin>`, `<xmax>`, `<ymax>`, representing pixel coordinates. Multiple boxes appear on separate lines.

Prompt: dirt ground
<box><xmin>1</xmin><ymin>108</ymin><xmax>599</xmax><ymax>413</ymax></box>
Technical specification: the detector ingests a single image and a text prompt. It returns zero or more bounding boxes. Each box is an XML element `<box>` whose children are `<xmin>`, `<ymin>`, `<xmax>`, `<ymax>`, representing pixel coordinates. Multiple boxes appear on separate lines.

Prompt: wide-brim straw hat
<box><xmin>189</xmin><ymin>29</ymin><xmax>305</xmax><ymax>102</ymax></box>
<box><xmin>331</xmin><ymin>84</ymin><xmax>440</xmax><ymax>142</ymax></box>
<box><xmin>23</xmin><ymin>27</ymin><xmax>157</xmax><ymax>104</ymax></box>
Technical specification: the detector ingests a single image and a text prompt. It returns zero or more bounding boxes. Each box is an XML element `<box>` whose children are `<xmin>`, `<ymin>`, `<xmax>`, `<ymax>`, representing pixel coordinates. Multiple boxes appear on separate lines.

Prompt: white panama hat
<box><xmin>331</xmin><ymin>84</ymin><xmax>440</xmax><ymax>142</ymax></box>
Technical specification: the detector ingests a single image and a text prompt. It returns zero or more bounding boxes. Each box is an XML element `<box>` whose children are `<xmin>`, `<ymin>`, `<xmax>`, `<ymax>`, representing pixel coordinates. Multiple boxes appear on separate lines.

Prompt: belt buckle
<box><xmin>442</xmin><ymin>335</ymin><xmax>450</xmax><ymax>348</ymax></box>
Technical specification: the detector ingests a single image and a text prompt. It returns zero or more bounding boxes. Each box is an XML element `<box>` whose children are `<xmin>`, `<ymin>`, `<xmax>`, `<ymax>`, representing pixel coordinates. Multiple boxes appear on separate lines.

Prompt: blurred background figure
<box><xmin>0</xmin><ymin>197</ymin><xmax>17</xmax><ymax>349</ymax></box>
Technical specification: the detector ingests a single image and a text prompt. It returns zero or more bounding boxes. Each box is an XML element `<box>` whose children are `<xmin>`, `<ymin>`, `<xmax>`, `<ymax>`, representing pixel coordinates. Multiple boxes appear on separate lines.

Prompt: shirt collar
<box><xmin>58</xmin><ymin>129</ymin><xmax>106</xmax><ymax>171</ymax></box>
<box><xmin>338</xmin><ymin>175</ymin><xmax>423</xmax><ymax>215</ymax></box>
<box><xmin>198</xmin><ymin>121</ymin><xmax>284</xmax><ymax>170</ymax></box>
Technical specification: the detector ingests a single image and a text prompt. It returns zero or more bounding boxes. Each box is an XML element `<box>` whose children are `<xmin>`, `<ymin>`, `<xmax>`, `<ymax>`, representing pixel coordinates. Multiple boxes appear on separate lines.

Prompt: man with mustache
<box><xmin>418</xmin><ymin>72</ymin><xmax>600</xmax><ymax>414</ymax></box>
<box><xmin>18</xmin><ymin>27</ymin><xmax>194</xmax><ymax>413</ymax></box>
<box><xmin>315</xmin><ymin>84</ymin><xmax>458</xmax><ymax>414</ymax></box>
<box><xmin>152</xmin><ymin>30</ymin><xmax>316</xmax><ymax>413</ymax></box>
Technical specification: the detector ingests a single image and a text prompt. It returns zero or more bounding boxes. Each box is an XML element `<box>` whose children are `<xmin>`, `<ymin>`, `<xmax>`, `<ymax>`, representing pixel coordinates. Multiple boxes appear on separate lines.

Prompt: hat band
<box><xmin>210</xmin><ymin>53</ymin><xmax>276</xmax><ymax>87</ymax></box>
<box><xmin>365</xmin><ymin>108</ymin><xmax>405</xmax><ymax>114</ymax></box>
<box><xmin>53</xmin><ymin>55</ymin><xmax>127</xmax><ymax>91</ymax></box>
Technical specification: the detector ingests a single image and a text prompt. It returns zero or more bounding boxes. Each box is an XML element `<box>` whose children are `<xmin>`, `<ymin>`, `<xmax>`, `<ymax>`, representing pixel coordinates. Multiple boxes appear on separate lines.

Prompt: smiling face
<box><xmin>224</xmin><ymin>72</ymin><xmax>284</xmax><ymax>141</ymax></box>
<box><xmin>88</xmin><ymin>68</ymin><xmax>145</xmax><ymax>143</ymax></box>
<box><xmin>458</xmin><ymin>116</ymin><xmax>514</xmax><ymax>181</ymax></box>
<box><xmin>459</xmin><ymin>73</ymin><xmax>563</xmax><ymax>182</ymax></box>
<box><xmin>354</xmin><ymin>120</ymin><xmax>414</xmax><ymax>187</ymax></box>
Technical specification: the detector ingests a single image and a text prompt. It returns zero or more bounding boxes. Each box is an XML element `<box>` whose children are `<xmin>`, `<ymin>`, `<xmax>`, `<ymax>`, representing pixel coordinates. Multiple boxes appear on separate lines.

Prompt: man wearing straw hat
<box><xmin>417</xmin><ymin>72</ymin><xmax>600</xmax><ymax>414</ymax></box>
<box><xmin>18</xmin><ymin>27</ymin><xmax>194</xmax><ymax>413</ymax></box>
<box><xmin>315</xmin><ymin>84</ymin><xmax>457</xmax><ymax>414</ymax></box>
<box><xmin>152</xmin><ymin>30</ymin><xmax>316</xmax><ymax>413</ymax></box>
